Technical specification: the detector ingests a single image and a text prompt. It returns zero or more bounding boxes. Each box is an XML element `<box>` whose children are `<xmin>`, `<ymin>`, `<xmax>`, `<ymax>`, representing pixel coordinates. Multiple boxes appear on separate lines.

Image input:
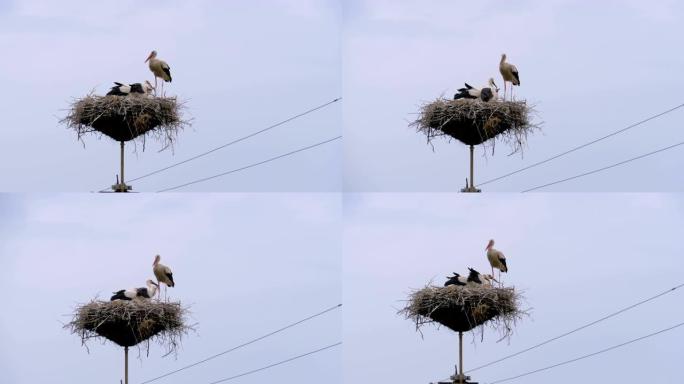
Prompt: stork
<box><xmin>466</xmin><ymin>267</ymin><xmax>483</xmax><ymax>285</ymax></box>
<box><xmin>106</xmin><ymin>81</ymin><xmax>155</xmax><ymax>96</ymax></box>
<box><xmin>152</xmin><ymin>254</ymin><xmax>175</xmax><ymax>300</ymax></box>
<box><xmin>486</xmin><ymin>239</ymin><xmax>508</xmax><ymax>286</ymax></box>
<box><xmin>454</xmin><ymin>83</ymin><xmax>480</xmax><ymax>100</ymax></box>
<box><xmin>444</xmin><ymin>272</ymin><xmax>467</xmax><ymax>287</ymax></box>
<box><xmin>110</xmin><ymin>280</ymin><xmax>159</xmax><ymax>301</ymax></box>
<box><xmin>479</xmin><ymin>78</ymin><xmax>499</xmax><ymax>102</ymax></box>
<box><xmin>145</xmin><ymin>50</ymin><xmax>172</xmax><ymax>96</ymax></box>
<box><xmin>499</xmin><ymin>53</ymin><xmax>520</xmax><ymax>101</ymax></box>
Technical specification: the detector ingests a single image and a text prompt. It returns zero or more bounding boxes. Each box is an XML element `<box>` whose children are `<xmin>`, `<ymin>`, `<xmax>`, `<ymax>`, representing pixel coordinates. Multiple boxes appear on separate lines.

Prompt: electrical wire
<box><xmin>139</xmin><ymin>303</ymin><xmax>342</xmax><ymax>384</ymax></box>
<box><xmin>521</xmin><ymin>140</ymin><xmax>684</xmax><ymax>192</ymax></box>
<box><xmin>206</xmin><ymin>342</ymin><xmax>342</xmax><ymax>384</ymax></box>
<box><xmin>97</xmin><ymin>97</ymin><xmax>341</xmax><ymax>191</ymax></box>
<box><xmin>468</xmin><ymin>282</ymin><xmax>684</xmax><ymax>373</ymax></box>
<box><xmin>487</xmin><ymin>320</ymin><xmax>684</xmax><ymax>383</ymax></box>
<box><xmin>476</xmin><ymin>102</ymin><xmax>684</xmax><ymax>187</ymax></box>
<box><xmin>156</xmin><ymin>135</ymin><xmax>342</xmax><ymax>192</ymax></box>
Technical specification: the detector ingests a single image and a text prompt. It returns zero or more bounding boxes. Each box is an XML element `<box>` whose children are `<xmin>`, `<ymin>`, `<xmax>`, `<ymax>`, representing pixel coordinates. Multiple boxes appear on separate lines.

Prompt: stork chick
<box><xmin>110</xmin><ymin>280</ymin><xmax>159</xmax><ymax>301</ymax></box>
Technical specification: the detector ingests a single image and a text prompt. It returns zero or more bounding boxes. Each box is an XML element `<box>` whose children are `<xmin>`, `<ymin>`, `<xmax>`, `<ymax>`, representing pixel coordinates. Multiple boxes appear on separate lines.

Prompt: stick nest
<box><xmin>399</xmin><ymin>284</ymin><xmax>527</xmax><ymax>340</ymax></box>
<box><xmin>411</xmin><ymin>99</ymin><xmax>540</xmax><ymax>154</ymax></box>
<box><xmin>65</xmin><ymin>300</ymin><xmax>193</xmax><ymax>355</ymax></box>
<box><xmin>62</xmin><ymin>95</ymin><xmax>190</xmax><ymax>149</ymax></box>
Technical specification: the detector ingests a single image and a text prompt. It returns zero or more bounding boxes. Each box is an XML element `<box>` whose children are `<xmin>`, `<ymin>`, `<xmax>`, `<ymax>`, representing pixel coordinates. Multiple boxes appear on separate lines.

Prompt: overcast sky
<box><xmin>0</xmin><ymin>193</ymin><xmax>341</xmax><ymax>384</ymax></box>
<box><xmin>343</xmin><ymin>0</ymin><xmax>684</xmax><ymax>192</ymax></box>
<box><xmin>0</xmin><ymin>0</ymin><xmax>341</xmax><ymax>192</ymax></box>
<box><xmin>343</xmin><ymin>193</ymin><xmax>684</xmax><ymax>383</ymax></box>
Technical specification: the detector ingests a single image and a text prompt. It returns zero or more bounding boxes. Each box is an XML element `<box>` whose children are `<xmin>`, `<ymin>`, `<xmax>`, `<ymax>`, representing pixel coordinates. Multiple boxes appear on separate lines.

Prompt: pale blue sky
<box><xmin>0</xmin><ymin>0</ymin><xmax>341</xmax><ymax>192</ymax></box>
<box><xmin>343</xmin><ymin>193</ymin><xmax>684</xmax><ymax>383</ymax></box>
<box><xmin>343</xmin><ymin>0</ymin><xmax>684</xmax><ymax>192</ymax></box>
<box><xmin>0</xmin><ymin>193</ymin><xmax>341</xmax><ymax>384</ymax></box>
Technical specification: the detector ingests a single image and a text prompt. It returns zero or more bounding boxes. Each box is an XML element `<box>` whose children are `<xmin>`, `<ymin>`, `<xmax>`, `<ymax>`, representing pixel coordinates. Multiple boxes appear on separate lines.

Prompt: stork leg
<box><xmin>154</xmin><ymin>77</ymin><xmax>158</xmax><ymax>97</ymax></box>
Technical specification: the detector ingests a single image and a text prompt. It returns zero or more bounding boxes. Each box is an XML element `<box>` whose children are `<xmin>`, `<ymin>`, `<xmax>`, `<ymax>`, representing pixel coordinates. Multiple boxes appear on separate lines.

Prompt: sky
<box><xmin>0</xmin><ymin>0</ymin><xmax>341</xmax><ymax>192</ymax></box>
<box><xmin>342</xmin><ymin>0</ymin><xmax>684</xmax><ymax>192</ymax></box>
<box><xmin>343</xmin><ymin>193</ymin><xmax>684</xmax><ymax>383</ymax></box>
<box><xmin>0</xmin><ymin>193</ymin><xmax>342</xmax><ymax>384</ymax></box>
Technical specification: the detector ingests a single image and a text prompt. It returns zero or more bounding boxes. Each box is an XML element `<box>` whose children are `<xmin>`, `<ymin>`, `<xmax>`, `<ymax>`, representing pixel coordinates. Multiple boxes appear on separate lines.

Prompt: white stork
<box><xmin>106</xmin><ymin>81</ymin><xmax>155</xmax><ymax>96</ymax></box>
<box><xmin>444</xmin><ymin>272</ymin><xmax>468</xmax><ymax>287</ymax></box>
<box><xmin>152</xmin><ymin>254</ymin><xmax>175</xmax><ymax>300</ymax></box>
<box><xmin>499</xmin><ymin>53</ymin><xmax>520</xmax><ymax>101</ymax></box>
<box><xmin>486</xmin><ymin>239</ymin><xmax>508</xmax><ymax>285</ymax></box>
<box><xmin>145</xmin><ymin>50</ymin><xmax>172</xmax><ymax>96</ymax></box>
<box><xmin>454</xmin><ymin>78</ymin><xmax>499</xmax><ymax>102</ymax></box>
<box><xmin>110</xmin><ymin>280</ymin><xmax>159</xmax><ymax>301</ymax></box>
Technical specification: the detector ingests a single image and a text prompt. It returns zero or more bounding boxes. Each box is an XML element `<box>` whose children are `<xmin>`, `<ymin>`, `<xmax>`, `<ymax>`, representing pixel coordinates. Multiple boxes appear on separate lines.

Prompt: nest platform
<box><xmin>400</xmin><ymin>284</ymin><xmax>524</xmax><ymax>334</ymax></box>
<box><xmin>412</xmin><ymin>99</ymin><xmax>538</xmax><ymax>152</ymax></box>
<box><xmin>66</xmin><ymin>300</ymin><xmax>189</xmax><ymax>349</ymax></box>
<box><xmin>62</xmin><ymin>95</ymin><xmax>188</xmax><ymax>147</ymax></box>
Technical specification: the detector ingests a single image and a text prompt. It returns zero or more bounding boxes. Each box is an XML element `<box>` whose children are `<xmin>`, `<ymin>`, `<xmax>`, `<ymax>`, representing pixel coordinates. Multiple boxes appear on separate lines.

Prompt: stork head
<box><xmin>483</xmin><ymin>274</ymin><xmax>498</xmax><ymax>283</ymax></box>
<box><xmin>143</xmin><ymin>80</ymin><xmax>155</xmax><ymax>94</ymax></box>
<box><xmin>147</xmin><ymin>279</ymin><xmax>159</xmax><ymax>287</ymax></box>
<box><xmin>485</xmin><ymin>239</ymin><xmax>495</xmax><ymax>250</ymax></box>
<box><xmin>489</xmin><ymin>78</ymin><xmax>499</xmax><ymax>91</ymax></box>
<box><xmin>145</xmin><ymin>50</ymin><xmax>158</xmax><ymax>63</ymax></box>
<box><xmin>153</xmin><ymin>254</ymin><xmax>161</xmax><ymax>266</ymax></box>
<box><xmin>501</xmin><ymin>53</ymin><xmax>507</xmax><ymax>60</ymax></box>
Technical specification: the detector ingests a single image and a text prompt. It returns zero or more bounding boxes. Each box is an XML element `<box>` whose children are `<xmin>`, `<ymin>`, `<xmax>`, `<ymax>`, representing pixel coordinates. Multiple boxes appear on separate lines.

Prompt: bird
<box><xmin>486</xmin><ymin>239</ymin><xmax>508</xmax><ymax>285</ymax></box>
<box><xmin>499</xmin><ymin>53</ymin><xmax>520</xmax><ymax>101</ymax></box>
<box><xmin>478</xmin><ymin>78</ymin><xmax>499</xmax><ymax>102</ymax></box>
<box><xmin>454</xmin><ymin>78</ymin><xmax>499</xmax><ymax>102</ymax></box>
<box><xmin>144</xmin><ymin>50</ymin><xmax>172</xmax><ymax>96</ymax></box>
<box><xmin>466</xmin><ymin>267</ymin><xmax>483</xmax><ymax>285</ymax></box>
<box><xmin>152</xmin><ymin>254</ymin><xmax>175</xmax><ymax>300</ymax></box>
<box><xmin>444</xmin><ymin>272</ymin><xmax>467</xmax><ymax>287</ymax></box>
<box><xmin>454</xmin><ymin>83</ymin><xmax>480</xmax><ymax>100</ymax></box>
<box><xmin>110</xmin><ymin>280</ymin><xmax>159</xmax><ymax>301</ymax></box>
<box><xmin>106</xmin><ymin>81</ymin><xmax>155</xmax><ymax>96</ymax></box>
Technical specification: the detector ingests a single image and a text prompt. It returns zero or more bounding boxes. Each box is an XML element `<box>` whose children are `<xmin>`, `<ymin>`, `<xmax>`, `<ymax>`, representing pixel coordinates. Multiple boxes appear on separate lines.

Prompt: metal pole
<box><xmin>120</xmin><ymin>141</ymin><xmax>125</xmax><ymax>191</ymax></box>
<box><xmin>469</xmin><ymin>145</ymin><xmax>474</xmax><ymax>190</ymax></box>
<box><xmin>124</xmin><ymin>346</ymin><xmax>129</xmax><ymax>384</ymax></box>
<box><xmin>459</xmin><ymin>331</ymin><xmax>464</xmax><ymax>384</ymax></box>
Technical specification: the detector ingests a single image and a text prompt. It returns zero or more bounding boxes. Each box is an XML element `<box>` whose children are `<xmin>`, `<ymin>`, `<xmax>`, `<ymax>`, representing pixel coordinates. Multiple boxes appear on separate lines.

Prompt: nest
<box><xmin>65</xmin><ymin>300</ymin><xmax>192</xmax><ymax>355</ymax></box>
<box><xmin>62</xmin><ymin>95</ymin><xmax>189</xmax><ymax>149</ymax></box>
<box><xmin>400</xmin><ymin>284</ymin><xmax>527</xmax><ymax>340</ymax></box>
<box><xmin>411</xmin><ymin>99</ymin><xmax>540</xmax><ymax>154</ymax></box>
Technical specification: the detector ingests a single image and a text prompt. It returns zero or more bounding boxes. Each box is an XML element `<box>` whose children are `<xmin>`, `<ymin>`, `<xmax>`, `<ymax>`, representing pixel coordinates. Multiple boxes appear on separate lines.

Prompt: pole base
<box><xmin>460</xmin><ymin>186</ymin><xmax>481</xmax><ymax>193</ymax></box>
<box><xmin>111</xmin><ymin>183</ymin><xmax>132</xmax><ymax>192</ymax></box>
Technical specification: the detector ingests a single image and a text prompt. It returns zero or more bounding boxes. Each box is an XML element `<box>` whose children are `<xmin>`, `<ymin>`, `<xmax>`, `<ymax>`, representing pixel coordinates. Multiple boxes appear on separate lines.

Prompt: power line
<box><xmin>521</xmin><ymin>140</ymin><xmax>684</xmax><ymax>192</ymax></box>
<box><xmin>205</xmin><ymin>342</ymin><xmax>342</xmax><ymax>384</ymax></box>
<box><xmin>97</xmin><ymin>97</ymin><xmax>341</xmax><ymax>191</ymax></box>
<box><xmin>477</xmin><ymin>102</ymin><xmax>684</xmax><ymax>187</ymax></box>
<box><xmin>468</xmin><ymin>282</ymin><xmax>684</xmax><ymax>373</ymax></box>
<box><xmin>488</xmin><ymin>320</ymin><xmax>684</xmax><ymax>384</ymax></box>
<box><xmin>139</xmin><ymin>304</ymin><xmax>342</xmax><ymax>384</ymax></box>
<box><xmin>156</xmin><ymin>135</ymin><xmax>342</xmax><ymax>192</ymax></box>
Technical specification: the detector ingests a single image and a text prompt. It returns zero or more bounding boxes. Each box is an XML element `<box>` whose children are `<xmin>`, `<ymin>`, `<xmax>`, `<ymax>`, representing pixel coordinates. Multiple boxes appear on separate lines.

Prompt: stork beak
<box><xmin>144</xmin><ymin>53</ymin><xmax>153</xmax><ymax>63</ymax></box>
<box><xmin>151</xmin><ymin>281</ymin><xmax>159</xmax><ymax>287</ymax></box>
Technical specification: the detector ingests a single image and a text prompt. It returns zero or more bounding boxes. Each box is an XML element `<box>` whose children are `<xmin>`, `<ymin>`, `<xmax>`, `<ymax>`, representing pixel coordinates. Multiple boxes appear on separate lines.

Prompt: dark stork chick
<box><xmin>454</xmin><ymin>83</ymin><xmax>480</xmax><ymax>100</ymax></box>
<box><xmin>444</xmin><ymin>272</ymin><xmax>468</xmax><ymax>287</ymax></box>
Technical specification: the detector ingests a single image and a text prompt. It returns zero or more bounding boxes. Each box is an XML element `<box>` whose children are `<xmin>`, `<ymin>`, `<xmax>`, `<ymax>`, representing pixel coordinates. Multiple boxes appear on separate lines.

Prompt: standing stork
<box><xmin>485</xmin><ymin>239</ymin><xmax>508</xmax><ymax>286</ymax></box>
<box><xmin>152</xmin><ymin>254</ymin><xmax>175</xmax><ymax>300</ymax></box>
<box><xmin>110</xmin><ymin>280</ymin><xmax>159</xmax><ymax>301</ymax></box>
<box><xmin>499</xmin><ymin>54</ymin><xmax>520</xmax><ymax>101</ymax></box>
<box><xmin>145</xmin><ymin>50</ymin><xmax>172</xmax><ymax>96</ymax></box>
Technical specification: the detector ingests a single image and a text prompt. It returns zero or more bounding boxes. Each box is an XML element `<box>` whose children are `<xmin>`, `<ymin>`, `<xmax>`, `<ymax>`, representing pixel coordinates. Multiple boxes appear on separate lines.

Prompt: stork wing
<box><xmin>511</xmin><ymin>65</ymin><xmax>520</xmax><ymax>85</ymax></box>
